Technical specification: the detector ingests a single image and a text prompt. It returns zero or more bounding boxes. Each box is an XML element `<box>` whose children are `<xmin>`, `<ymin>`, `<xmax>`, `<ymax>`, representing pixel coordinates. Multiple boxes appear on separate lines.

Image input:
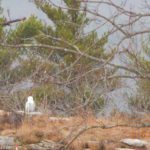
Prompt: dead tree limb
<box><xmin>0</xmin><ymin>17</ymin><xmax>26</xmax><ymax>26</ymax></box>
<box><xmin>64</xmin><ymin>123</ymin><xmax>150</xmax><ymax>150</ymax></box>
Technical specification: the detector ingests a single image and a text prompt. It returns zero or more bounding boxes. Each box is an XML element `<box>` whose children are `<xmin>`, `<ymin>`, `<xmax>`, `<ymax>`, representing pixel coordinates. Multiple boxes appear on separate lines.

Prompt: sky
<box><xmin>1</xmin><ymin>0</ymin><xmax>50</xmax><ymax>23</ymax></box>
<box><xmin>1</xmin><ymin>0</ymin><xmax>148</xmax><ymax>23</ymax></box>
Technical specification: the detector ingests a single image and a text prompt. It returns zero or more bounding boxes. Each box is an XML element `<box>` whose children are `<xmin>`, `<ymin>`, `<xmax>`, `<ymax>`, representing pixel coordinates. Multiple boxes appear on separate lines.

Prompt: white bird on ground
<box><xmin>25</xmin><ymin>96</ymin><xmax>35</xmax><ymax>113</ymax></box>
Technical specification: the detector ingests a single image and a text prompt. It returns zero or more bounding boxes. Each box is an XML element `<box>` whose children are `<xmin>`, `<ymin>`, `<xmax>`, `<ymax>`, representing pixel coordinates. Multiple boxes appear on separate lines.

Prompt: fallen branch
<box><xmin>64</xmin><ymin>123</ymin><xmax>150</xmax><ymax>150</ymax></box>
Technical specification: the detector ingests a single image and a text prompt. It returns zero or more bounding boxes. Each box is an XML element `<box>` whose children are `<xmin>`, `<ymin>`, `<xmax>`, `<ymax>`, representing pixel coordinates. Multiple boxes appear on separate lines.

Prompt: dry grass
<box><xmin>16</xmin><ymin>123</ymin><xmax>44</xmax><ymax>144</ymax></box>
<box><xmin>0</xmin><ymin>111</ymin><xmax>150</xmax><ymax>149</ymax></box>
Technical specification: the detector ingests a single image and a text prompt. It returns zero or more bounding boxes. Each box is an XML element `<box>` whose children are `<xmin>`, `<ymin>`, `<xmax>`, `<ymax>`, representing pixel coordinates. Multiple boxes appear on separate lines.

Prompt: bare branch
<box><xmin>0</xmin><ymin>17</ymin><xmax>26</xmax><ymax>26</ymax></box>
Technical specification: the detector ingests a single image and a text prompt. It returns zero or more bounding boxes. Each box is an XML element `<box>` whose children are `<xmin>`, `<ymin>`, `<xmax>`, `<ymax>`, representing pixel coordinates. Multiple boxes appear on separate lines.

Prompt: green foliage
<box><xmin>0</xmin><ymin>18</ymin><xmax>4</xmax><ymax>38</ymax></box>
<box><xmin>0</xmin><ymin>48</ymin><xmax>18</xmax><ymax>71</ymax></box>
<box><xmin>129</xmin><ymin>38</ymin><xmax>150</xmax><ymax>111</ymax></box>
<box><xmin>138</xmin><ymin>79</ymin><xmax>150</xmax><ymax>98</ymax></box>
<box><xmin>32</xmin><ymin>84</ymin><xmax>65</xmax><ymax>104</ymax></box>
<box><xmin>40</xmin><ymin>4</ymin><xmax>69</xmax><ymax>24</ymax></box>
<box><xmin>0</xmin><ymin>0</ymin><xmax>5</xmax><ymax>39</ymax></box>
<box><xmin>0</xmin><ymin>48</ymin><xmax>19</xmax><ymax>86</ymax></box>
<box><xmin>83</xmin><ymin>86</ymin><xmax>105</xmax><ymax>111</ymax></box>
<box><xmin>34</xmin><ymin>0</ymin><xmax>108</xmax><ymax>66</ymax></box>
<box><xmin>0</xmin><ymin>57</ymin><xmax>38</xmax><ymax>84</ymax></box>
<box><xmin>64</xmin><ymin>0</ymin><xmax>81</xmax><ymax>8</ymax></box>
<box><xmin>8</xmin><ymin>16</ymin><xmax>45</xmax><ymax>44</ymax></box>
<box><xmin>93</xmin><ymin>97</ymin><xmax>105</xmax><ymax>111</ymax></box>
<box><xmin>9</xmin><ymin>57</ymin><xmax>59</xmax><ymax>85</ymax></box>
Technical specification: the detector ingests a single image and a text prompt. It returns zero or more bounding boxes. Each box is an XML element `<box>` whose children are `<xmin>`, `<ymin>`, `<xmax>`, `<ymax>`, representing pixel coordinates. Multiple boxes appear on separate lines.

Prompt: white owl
<box><xmin>25</xmin><ymin>96</ymin><xmax>35</xmax><ymax>113</ymax></box>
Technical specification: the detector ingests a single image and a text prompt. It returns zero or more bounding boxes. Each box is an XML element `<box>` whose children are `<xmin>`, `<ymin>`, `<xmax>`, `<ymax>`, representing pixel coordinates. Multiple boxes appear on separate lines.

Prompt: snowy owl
<box><xmin>25</xmin><ymin>96</ymin><xmax>35</xmax><ymax>113</ymax></box>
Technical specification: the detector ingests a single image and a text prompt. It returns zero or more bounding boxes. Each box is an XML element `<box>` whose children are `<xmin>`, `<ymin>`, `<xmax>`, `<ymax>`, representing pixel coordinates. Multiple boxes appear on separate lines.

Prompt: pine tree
<box><xmin>32</xmin><ymin>0</ymin><xmax>110</xmax><ymax>81</ymax></box>
<box><xmin>129</xmin><ymin>39</ymin><xmax>150</xmax><ymax>110</ymax></box>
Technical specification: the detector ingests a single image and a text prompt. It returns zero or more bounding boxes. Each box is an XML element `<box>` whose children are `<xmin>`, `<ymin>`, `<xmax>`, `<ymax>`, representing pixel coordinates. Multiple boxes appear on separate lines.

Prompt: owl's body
<box><xmin>25</xmin><ymin>96</ymin><xmax>35</xmax><ymax>113</ymax></box>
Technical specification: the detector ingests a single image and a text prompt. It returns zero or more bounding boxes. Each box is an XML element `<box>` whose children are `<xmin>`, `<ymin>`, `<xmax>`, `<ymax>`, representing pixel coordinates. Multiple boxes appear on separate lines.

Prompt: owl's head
<box><xmin>27</xmin><ymin>96</ymin><xmax>34</xmax><ymax>103</ymax></box>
